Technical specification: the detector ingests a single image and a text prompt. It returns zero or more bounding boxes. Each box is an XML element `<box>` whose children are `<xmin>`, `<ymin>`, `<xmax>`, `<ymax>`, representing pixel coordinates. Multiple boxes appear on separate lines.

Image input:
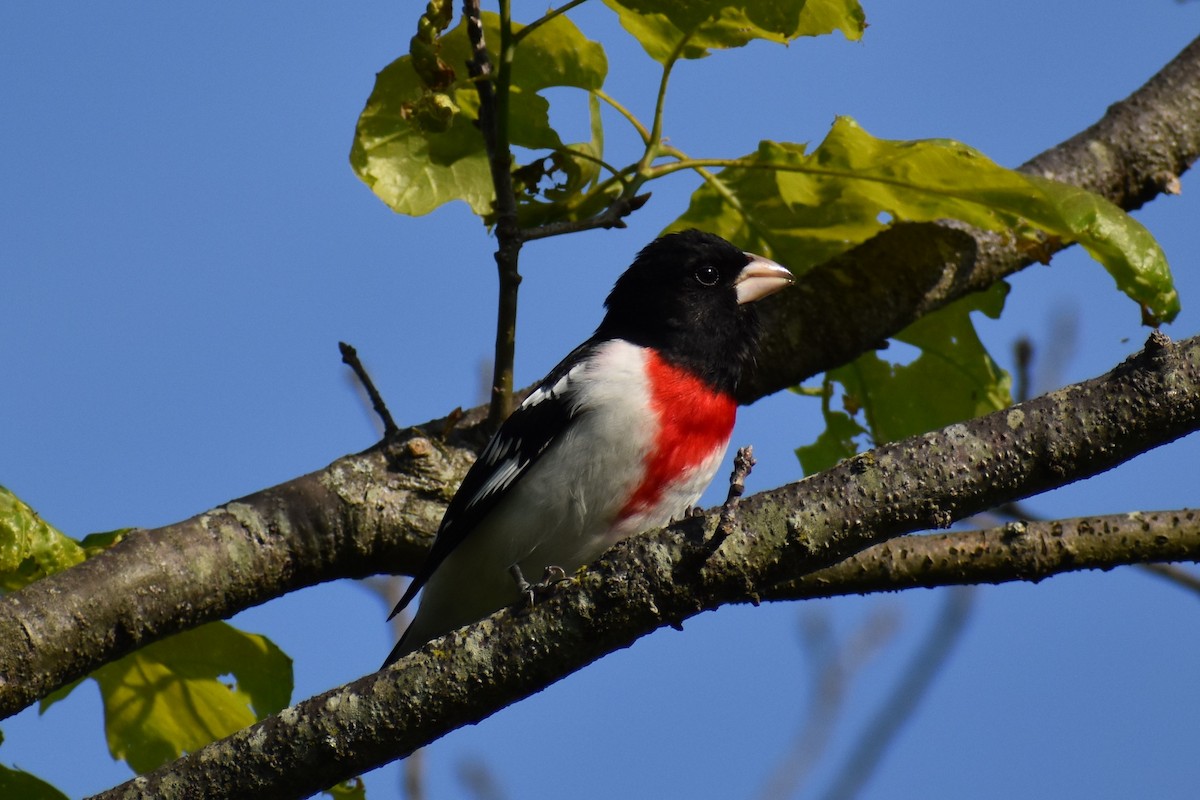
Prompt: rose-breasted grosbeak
<box><xmin>384</xmin><ymin>229</ymin><xmax>792</xmax><ymax>666</ymax></box>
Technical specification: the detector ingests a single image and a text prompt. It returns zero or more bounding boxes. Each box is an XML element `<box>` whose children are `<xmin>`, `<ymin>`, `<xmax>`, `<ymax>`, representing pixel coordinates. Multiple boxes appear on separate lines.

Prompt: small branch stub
<box><xmin>710</xmin><ymin>445</ymin><xmax>756</xmax><ymax>553</ymax></box>
<box><xmin>339</xmin><ymin>341</ymin><xmax>399</xmax><ymax>437</ymax></box>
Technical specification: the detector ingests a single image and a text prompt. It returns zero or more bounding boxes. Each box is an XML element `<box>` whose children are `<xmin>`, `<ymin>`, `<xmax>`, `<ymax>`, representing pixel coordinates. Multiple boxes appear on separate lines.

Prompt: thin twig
<box><xmin>1139</xmin><ymin>562</ymin><xmax>1200</xmax><ymax>598</ymax></box>
<box><xmin>709</xmin><ymin>446</ymin><xmax>755</xmax><ymax>553</ymax></box>
<box><xmin>1013</xmin><ymin>335</ymin><xmax>1034</xmax><ymax>403</ymax></box>
<box><xmin>758</xmin><ymin>607</ymin><xmax>900</xmax><ymax>800</ymax></box>
<box><xmin>464</xmin><ymin>0</ymin><xmax>522</xmax><ymax>428</ymax></box>
<box><xmin>339</xmin><ymin>341</ymin><xmax>399</xmax><ymax>437</ymax></box>
<box><xmin>818</xmin><ymin>587</ymin><xmax>976</xmax><ymax>800</ymax></box>
<box><xmin>458</xmin><ymin>758</ymin><xmax>509</xmax><ymax>800</ymax></box>
<box><xmin>520</xmin><ymin>192</ymin><xmax>651</xmax><ymax>241</ymax></box>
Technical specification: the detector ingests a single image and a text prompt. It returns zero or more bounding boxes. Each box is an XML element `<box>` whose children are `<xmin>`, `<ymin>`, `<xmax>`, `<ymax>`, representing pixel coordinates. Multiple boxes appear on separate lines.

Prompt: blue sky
<box><xmin>2</xmin><ymin>2</ymin><xmax>1199</xmax><ymax>798</ymax></box>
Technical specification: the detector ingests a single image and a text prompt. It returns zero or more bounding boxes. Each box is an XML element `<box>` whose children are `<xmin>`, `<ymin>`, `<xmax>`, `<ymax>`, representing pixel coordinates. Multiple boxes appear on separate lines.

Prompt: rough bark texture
<box><xmin>92</xmin><ymin>331</ymin><xmax>1200</xmax><ymax>800</ymax></box>
<box><xmin>767</xmin><ymin>510</ymin><xmax>1200</xmax><ymax>600</ymax></box>
<box><xmin>0</xmin><ymin>424</ymin><xmax>477</xmax><ymax>720</ymax></box>
<box><xmin>2</xmin><ymin>34</ymin><xmax>1200</xmax><ymax>727</ymax></box>
<box><xmin>741</xmin><ymin>34</ymin><xmax>1200</xmax><ymax>401</ymax></box>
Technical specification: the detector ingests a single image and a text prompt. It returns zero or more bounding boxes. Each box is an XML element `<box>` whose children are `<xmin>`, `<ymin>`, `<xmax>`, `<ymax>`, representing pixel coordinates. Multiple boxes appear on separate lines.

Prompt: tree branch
<box><xmin>0</xmin><ymin>418</ymin><xmax>482</xmax><ymax>721</ymax></box>
<box><xmin>740</xmin><ymin>33</ymin><xmax>1200</xmax><ymax>401</ymax></box>
<box><xmin>3</xmin><ymin>33</ymin><xmax>1199</xmax><ymax>730</ymax></box>
<box><xmin>90</xmin><ymin>331</ymin><xmax>1200</xmax><ymax>799</ymax></box>
<box><xmin>339</xmin><ymin>341</ymin><xmax>399</xmax><ymax>437</ymax></box>
<box><xmin>764</xmin><ymin>510</ymin><xmax>1200</xmax><ymax>601</ymax></box>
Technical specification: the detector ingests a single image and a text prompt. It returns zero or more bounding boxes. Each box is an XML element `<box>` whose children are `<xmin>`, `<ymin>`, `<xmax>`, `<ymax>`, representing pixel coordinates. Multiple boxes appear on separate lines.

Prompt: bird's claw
<box><xmin>509</xmin><ymin>564</ymin><xmax>569</xmax><ymax>611</ymax></box>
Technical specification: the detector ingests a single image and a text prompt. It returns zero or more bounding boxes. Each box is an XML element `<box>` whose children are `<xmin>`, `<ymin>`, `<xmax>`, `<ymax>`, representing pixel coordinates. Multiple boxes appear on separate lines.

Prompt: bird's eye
<box><xmin>694</xmin><ymin>265</ymin><xmax>720</xmax><ymax>286</ymax></box>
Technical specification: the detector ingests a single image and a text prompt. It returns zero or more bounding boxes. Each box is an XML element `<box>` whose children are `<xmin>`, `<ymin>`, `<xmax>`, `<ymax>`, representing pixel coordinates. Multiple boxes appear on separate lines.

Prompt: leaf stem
<box><xmin>511</xmin><ymin>0</ymin><xmax>589</xmax><ymax>44</ymax></box>
<box><xmin>549</xmin><ymin>144</ymin><xmax>623</xmax><ymax>181</ymax></box>
<box><xmin>639</xmin><ymin>37</ymin><xmax>691</xmax><ymax>173</ymax></box>
<box><xmin>594</xmin><ymin>89</ymin><xmax>651</xmax><ymax>145</ymax></box>
<box><xmin>660</xmin><ymin>145</ymin><xmax>776</xmax><ymax>245</ymax></box>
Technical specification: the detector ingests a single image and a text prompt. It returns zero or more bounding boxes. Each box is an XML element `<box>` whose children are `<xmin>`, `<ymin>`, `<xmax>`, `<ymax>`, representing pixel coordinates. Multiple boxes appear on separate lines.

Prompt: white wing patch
<box><xmin>479</xmin><ymin>432</ymin><xmax>516</xmax><ymax>466</ymax></box>
<box><xmin>467</xmin><ymin>454</ymin><xmax>525</xmax><ymax>507</ymax></box>
<box><xmin>522</xmin><ymin>364</ymin><xmax>583</xmax><ymax>409</ymax></box>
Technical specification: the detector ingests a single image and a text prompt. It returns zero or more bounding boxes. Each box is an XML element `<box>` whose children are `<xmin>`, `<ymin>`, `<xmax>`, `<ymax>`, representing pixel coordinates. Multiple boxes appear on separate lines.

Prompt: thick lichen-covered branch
<box><xmin>766</xmin><ymin>510</ymin><xmax>1200</xmax><ymax>600</ymax></box>
<box><xmin>0</xmin><ymin>419</ymin><xmax>482</xmax><ymax>721</ymax></box>
<box><xmin>741</xmin><ymin>34</ymin><xmax>1200</xmax><ymax>401</ymax></box>
<box><xmin>92</xmin><ymin>331</ymin><xmax>1200</xmax><ymax>800</ymax></box>
<box><xmin>4</xmin><ymin>35</ymin><xmax>1200</xmax><ymax>729</ymax></box>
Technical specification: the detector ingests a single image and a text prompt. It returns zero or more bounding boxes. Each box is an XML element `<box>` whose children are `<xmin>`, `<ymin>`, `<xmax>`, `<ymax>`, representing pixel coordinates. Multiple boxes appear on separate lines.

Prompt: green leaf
<box><xmin>93</xmin><ymin>622</ymin><xmax>293</xmax><ymax>773</ymax></box>
<box><xmin>514</xmin><ymin>92</ymin><xmax>612</xmax><ymax>228</ymax></box>
<box><xmin>795</xmin><ymin>408</ymin><xmax>868</xmax><ymax>475</ymax></box>
<box><xmin>38</xmin><ymin>676</ymin><xmax>85</xmax><ymax>714</ymax></box>
<box><xmin>0</xmin><ymin>764</ymin><xmax>69</xmax><ymax>800</ymax></box>
<box><xmin>603</xmin><ymin>0</ymin><xmax>865</xmax><ymax>63</ymax></box>
<box><xmin>817</xmin><ymin>284</ymin><xmax>1012</xmax><ymax>463</ymax></box>
<box><xmin>351</xmin><ymin>11</ymin><xmax>607</xmax><ymax>218</ymax></box>
<box><xmin>798</xmin><ymin>0</ymin><xmax>869</xmax><ymax>41</ymax></box>
<box><xmin>78</xmin><ymin>527</ymin><xmax>133</xmax><ymax>558</ymax></box>
<box><xmin>0</xmin><ymin>485</ymin><xmax>85</xmax><ymax>593</ymax></box>
<box><xmin>324</xmin><ymin>777</ymin><xmax>367</xmax><ymax>799</ymax></box>
<box><xmin>670</xmin><ymin>116</ymin><xmax>1179</xmax><ymax>322</ymax></box>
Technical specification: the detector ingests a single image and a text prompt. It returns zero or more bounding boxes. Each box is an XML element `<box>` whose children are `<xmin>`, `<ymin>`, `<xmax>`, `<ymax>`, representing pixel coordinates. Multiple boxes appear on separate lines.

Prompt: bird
<box><xmin>383</xmin><ymin>229</ymin><xmax>793</xmax><ymax>666</ymax></box>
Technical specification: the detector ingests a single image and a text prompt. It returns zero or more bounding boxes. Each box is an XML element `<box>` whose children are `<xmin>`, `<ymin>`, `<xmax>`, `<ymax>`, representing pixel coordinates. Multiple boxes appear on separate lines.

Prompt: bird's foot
<box><xmin>509</xmin><ymin>564</ymin><xmax>569</xmax><ymax>610</ymax></box>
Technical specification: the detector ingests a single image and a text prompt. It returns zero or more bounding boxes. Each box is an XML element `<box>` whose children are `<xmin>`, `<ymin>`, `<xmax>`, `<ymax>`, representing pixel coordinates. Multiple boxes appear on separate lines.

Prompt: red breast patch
<box><xmin>619</xmin><ymin>350</ymin><xmax>736</xmax><ymax>518</ymax></box>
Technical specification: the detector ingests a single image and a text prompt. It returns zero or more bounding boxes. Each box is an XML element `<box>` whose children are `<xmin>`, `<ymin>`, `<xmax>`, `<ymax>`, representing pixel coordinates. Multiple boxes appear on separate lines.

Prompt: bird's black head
<box><xmin>595</xmin><ymin>229</ymin><xmax>793</xmax><ymax>396</ymax></box>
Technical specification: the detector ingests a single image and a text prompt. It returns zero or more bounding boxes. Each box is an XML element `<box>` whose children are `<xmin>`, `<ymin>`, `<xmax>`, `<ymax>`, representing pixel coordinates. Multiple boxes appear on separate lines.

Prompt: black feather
<box><xmin>595</xmin><ymin>229</ymin><xmax>762</xmax><ymax>396</ymax></box>
<box><xmin>386</xmin><ymin>340</ymin><xmax>597</xmax><ymax>623</ymax></box>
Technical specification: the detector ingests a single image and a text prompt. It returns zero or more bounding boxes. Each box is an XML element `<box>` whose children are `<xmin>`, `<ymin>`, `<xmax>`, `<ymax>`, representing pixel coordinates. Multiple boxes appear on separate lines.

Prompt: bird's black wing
<box><xmin>387</xmin><ymin>339</ymin><xmax>600</xmax><ymax>620</ymax></box>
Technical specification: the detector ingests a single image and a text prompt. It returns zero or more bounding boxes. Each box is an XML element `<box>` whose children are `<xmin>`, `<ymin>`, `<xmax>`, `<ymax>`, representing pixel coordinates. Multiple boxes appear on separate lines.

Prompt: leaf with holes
<box><xmin>604</xmin><ymin>0</ymin><xmax>865</xmax><ymax>62</ymax></box>
<box><xmin>351</xmin><ymin>11</ymin><xmax>607</xmax><ymax>218</ymax></box>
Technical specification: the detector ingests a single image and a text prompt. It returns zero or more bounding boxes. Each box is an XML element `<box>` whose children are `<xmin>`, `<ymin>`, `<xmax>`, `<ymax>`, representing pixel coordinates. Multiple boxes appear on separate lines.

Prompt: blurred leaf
<box><xmin>38</xmin><ymin>676</ymin><xmax>85</xmax><ymax>714</ymax></box>
<box><xmin>671</xmin><ymin>116</ymin><xmax>1179</xmax><ymax>322</ymax></box>
<box><xmin>603</xmin><ymin>0</ymin><xmax>865</xmax><ymax>62</ymax></box>
<box><xmin>93</xmin><ymin>622</ymin><xmax>293</xmax><ymax>773</ymax></box>
<box><xmin>800</xmin><ymin>284</ymin><xmax>1012</xmax><ymax>468</ymax></box>
<box><xmin>324</xmin><ymin>777</ymin><xmax>367</xmax><ymax>799</ymax></box>
<box><xmin>351</xmin><ymin>11</ymin><xmax>607</xmax><ymax>218</ymax></box>
<box><xmin>796</xmin><ymin>408</ymin><xmax>868</xmax><ymax>475</ymax></box>
<box><xmin>0</xmin><ymin>485</ymin><xmax>84</xmax><ymax>593</ymax></box>
<box><xmin>0</xmin><ymin>764</ymin><xmax>69</xmax><ymax>800</ymax></box>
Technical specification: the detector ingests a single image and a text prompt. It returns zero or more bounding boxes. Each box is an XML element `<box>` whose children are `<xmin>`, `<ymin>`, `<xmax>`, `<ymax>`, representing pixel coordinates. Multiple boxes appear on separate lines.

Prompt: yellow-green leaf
<box><xmin>351</xmin><ymin>12</ymin><xmax>607</xmax><ymax>218</ymax></box>
<box><xmin>670</xmin><ymin>116</ymin><xmax>1179</xmax><ymax>322</ymax></box>
<box><xmin>795</xmin><ymin>408</ymin><xmax>867</xmax><ymax>475</ymax></box>
<box><xmin>515</xmin><ymin>92</ymin><xmax>612</xmax><ymax>228</ymax></box>
<box><xmin>324</xmin><ymin>777</ymin><xmax>367</xmax><ymax>799</ymax></box>
<box><xmin>78</xmin><ymin>527</ymin><xmax>133</xmax><ymax>559</ymax></box>
<box><xmin>92</xmin><ymin>622</ymin><xmax>293</xmax><ymax>773</ymax></box>
<box><xmin>0</xmin><ymin>485</ymin><xmax>84</xmax><ymax>593</ymax></box>
<box><xmin>603</xmin><ymin>0</ymin><xmax>865</xmax><ymax>63</ymax></box>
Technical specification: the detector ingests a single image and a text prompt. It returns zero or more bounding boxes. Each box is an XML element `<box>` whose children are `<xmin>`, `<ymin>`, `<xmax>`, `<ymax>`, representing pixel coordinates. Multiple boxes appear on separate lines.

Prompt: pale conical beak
<box><xmin>735</xmin><ymin>253</ymin><xmax>794</xmax><ymax>305</ymax></box>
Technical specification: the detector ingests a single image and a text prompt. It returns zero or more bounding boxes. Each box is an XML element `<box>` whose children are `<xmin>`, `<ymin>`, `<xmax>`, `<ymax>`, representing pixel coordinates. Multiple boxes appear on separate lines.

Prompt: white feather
<box><xmin>402</xmin><ymin>340</ymin><xmax>725</xmax><ymax>652</ymax></box>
